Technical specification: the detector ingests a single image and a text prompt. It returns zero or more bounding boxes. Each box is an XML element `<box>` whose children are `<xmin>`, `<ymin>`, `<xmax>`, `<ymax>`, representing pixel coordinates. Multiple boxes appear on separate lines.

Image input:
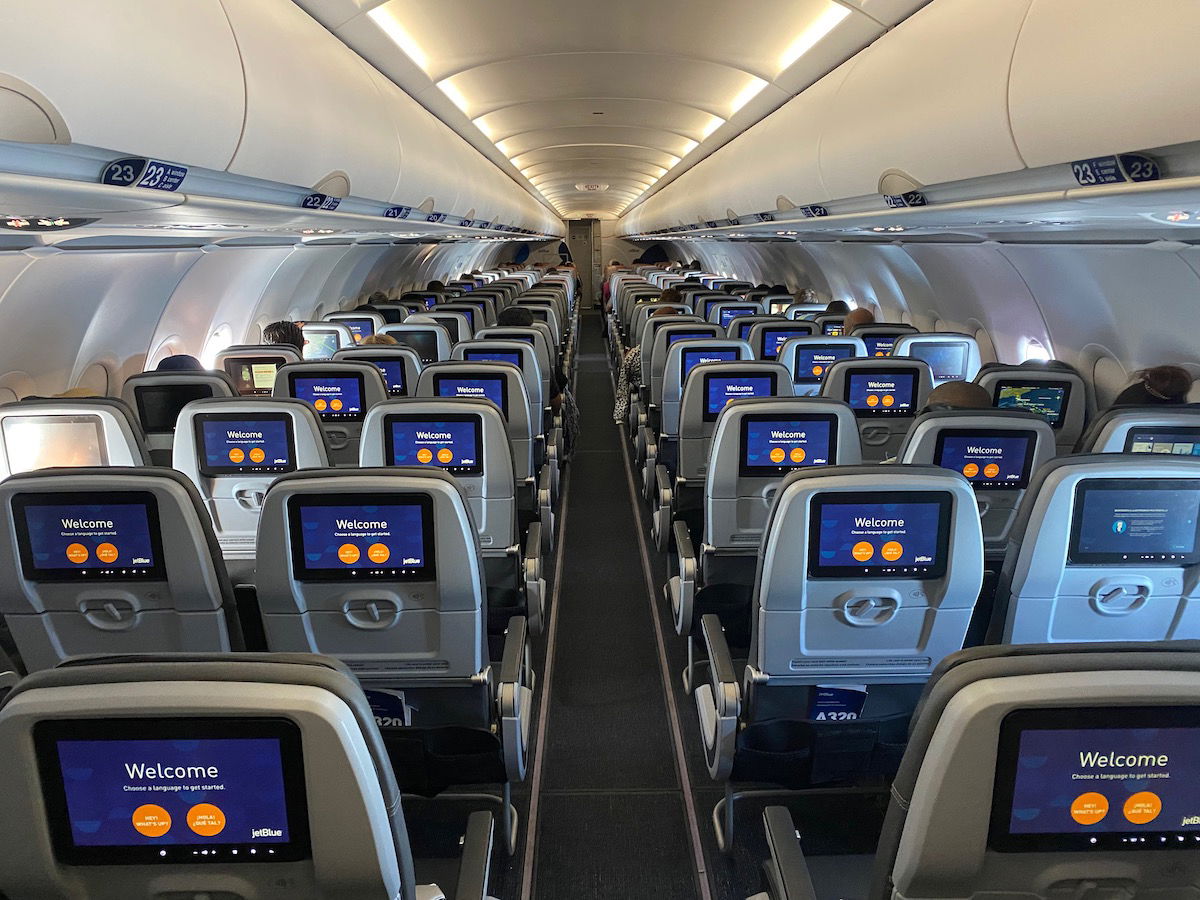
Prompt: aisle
<box><xmin>525</xmin><ymin>311</ymin><xmax>705</xmax><ymax>899</ymax></box>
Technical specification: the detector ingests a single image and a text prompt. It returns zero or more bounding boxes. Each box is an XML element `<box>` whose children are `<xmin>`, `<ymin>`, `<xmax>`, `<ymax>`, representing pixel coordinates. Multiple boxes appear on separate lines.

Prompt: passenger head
<box><xmin>1113</xmin><ymin>365</ymin><xmax>1193</xmax><ymax>406</ymax></box>
<box><xmin>359</xmin><ymin>334</ymin><xmax>398</xmax><ymax>346</ymax></box>
<box><xmin>659</xmin><ymin>287</ymin><xmax>683</xmax><ymax>304</ymax></box>
<box><xmin>498</xmin><ymin>306</ymin><xmax>535</xmax><ymax>327</ymax></box>
<box><xmin>770</xmin><ymin>284</ymin><xmax>787</xmax><ymax>294</ymax></box>
<box><xmin>426</xmin><ymin>280</ymin><xmax>445</xmax><ymax>291</ymax></box>
<box><xmin>682</xmin><ymin>277</ymin><xmax>702</xmax><ymax>286</ymax></box>
<box><xmin>924</xmin><ymin>381</ymin><xmax>992</xmax><ymax>411</ymax></box>
<box><xmin>52</xmin><ymin>386</ymin><xmax>103</xmax><ymax>399</ymax></box>
<box><xmin>649</xmin><ymin>307</ymin><xmax>676</xmax><ymax>319</ymax></box>
<box><xmin>154</xmin><ymin>354</ymin><xmax>204</xmax><ymax>372</ymax></box>
<box><xmin>824</xmin><ymin>300</ymin><xmax>851</xmax><ymax>316</ymax></box>
<box><xmin>368</xmin><ymin>290</ymin><xmax>389</xmax><ymax>304</ymax></box>
<box><xmin>844</xmin><ymin>307</ymin><xmax>876</xmax><ymax>332</ymax></box>
<box><xmin>546</xmin><ymin>267</ymin><xmax>559</xmax><ymax>275</ymax></box>
<box><xmin>755</xmin><ymin>283</ymin><xmax>769</xmax><ymax>291</ymax></box>
<box><xmin>263</xmin><ymin>320</ymin><xmax>305</xmax><ymax>351</ymax></box>
<box><xmin>798</xmin><ymin>287</ymin><xmax>819</xmax><ymax>304</ymax></box>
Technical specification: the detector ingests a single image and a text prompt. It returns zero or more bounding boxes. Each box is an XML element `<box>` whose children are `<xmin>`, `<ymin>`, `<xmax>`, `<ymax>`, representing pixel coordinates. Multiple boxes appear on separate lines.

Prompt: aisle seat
<box><xmin>273</xmin><ymin>361</ymin><xmax>388</xmax><ymax>467</ymax></box>
<box><xmin>976</xmin><ymin>362</ymin><xmax>1092</xmax><ymax>454</ymax></box>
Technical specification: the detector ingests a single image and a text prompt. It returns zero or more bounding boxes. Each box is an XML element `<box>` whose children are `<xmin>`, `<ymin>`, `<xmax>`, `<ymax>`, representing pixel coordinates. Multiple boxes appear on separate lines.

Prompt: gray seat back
<box><xmin>705</xmin><ymin>397</ymin><xmax>862</xmax><ymax>549</ymax></box>
<box><xmin>820</xmin><ymin>357</ymin><xmax>935</xmax><ymax>460</ymax></box>
<box><xmin>707</xmin><ymin>301</ymin><xmax>765</xmax><ymax>328</ymax></box>
<box><xmin>256</xmin><ymin>468</ymin><xmax>488</xmax><ymax>685</ymax></box>
<box><xmin>360</xmin><ymin>397</ymin><xmax>516</xmax><ymax>551</ymax></box>
<box><xmin>1076</xmin><ymin>404</ymin><xmax>1200</xmax><ymax>454</ymax></box>
<box><xmin>453</xmin><ymin>339</ymin><xmax>545</xmax><ymax>415</ymax></box>
<box><xmin>894</xmin><ymin>332</ymin><xmax>982</xmax><ymax>386</ymax></box>
<box><xmin>996</xmin><ymin>454</ymin><xmax>1200</xmax><ymax>644</ymax></box>
<box><xmin>475</xmin><ymin>326</ymin><xmax>554</xmax><ymax>396</ymax></box>
<box><xmin>647</xmin><ymin>320</ymin><xmax>722</xmax><ymax>399</ymax></box>
<box><xmin>0</xmin><ymin>653</ymin><xmax>419</xmax><ymax>900</ymax></box>
<box><xmin>173</xmin><ymin>397</ymin><xmax>329</xmax><ymax>576</ymax></box>
<box><xmin>332</xmin><ymin>346</ymin><xmax>423</xmax><ymax>398</ymax></box>
<box><xmin>871</xmin><ymin>642</ymin><xmax>1200</xmax><ymax>900</ymax></box>
<box><xmin>300</xmin><ymin>322</ymin><xmax>354</xmax><ymax>359</ymax></box>
<box><xmin>273</xmin><ymin>361</ymin><xmax>388</xmax><ymax>467</ymax></box>
<box><xmin>0</xmin><ymin>467</ymin><xmax>239</xmax><ymax>671</ymax></box>
<box><xmin>777</xmin><ymin>335</ymin><xmax>867</xmax><ymax>397</ymax></box>
<box><xmin>216</xmin><ymin>344</ymin><xmax>303</xmax><ymax>396</ymax></box>
<box><xmin>745</xmin><ymin>321</ymin><xmax>815</xmax><ymax>361</ymax></box>
<box><xmin>976</xmin><ymin>363</ymin><xmax>1091</xmax><ymax>454</ymax></box>
<box><xmin>0</xmin><ymin>397</ymin><xmax>149</xmax><ymax>478</ymax></box>
<box><xmin>850</xmin><ymin>323</ymin><xmax>920</xmax><ymax>358</ymax></box>
<box><xmin>377</xmin><ymin>323</ymin><xmax>452</xmax><ymax>365</ymax></box>
<box><xmin>661</xmin><ymin>339</ymin><xmax>754</xmax><ymax>436</ymax></box>
<box><xmin>121</xmin><ymin>370</ymin><xmax>237</xmax><ymax>465</ymax></box>
<box><xmin>750</xmin><ymin>464</ymin><xmax>983</xmax><ymax>683</ymax></box>
<box><xmin>678</xmin><ymin>361</ymin><xmax>794</xmax><ymax>478</ymax></box>
<box><xmin>898</xmin><ymin>409</ymin><xmax>1056</xmax><ymax>555</ymax></box>
<box><xmin>324</xmin><ymin>310</ymin><xmax>387</xmax><ymax>345</ymax></box>
<box><xmin>416</xmin><ymin>361</ymin><xmax>535</xmax><ymax>483</ymax></box>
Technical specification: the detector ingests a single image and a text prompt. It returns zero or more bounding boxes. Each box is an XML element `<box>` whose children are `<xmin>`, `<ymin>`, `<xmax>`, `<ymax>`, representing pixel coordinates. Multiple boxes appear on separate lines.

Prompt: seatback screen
<box><xmin>809</xmin><ymin>491</ymin><xmax>952</xmax><ymax>579</ymax></box>
<box><xmin>794</xmin><ymin>347</ymin><xmax>855</xmax><ymax>384</ymax></box>
<box><xmin>288</xmin><ymin>494</ymin><xmax>434</xmax><ymax>581</ymax></box>
<box><xmin>768</xmin><ymin>300</ymin><xmax>791</xmax><ymax>315</ymax></box>
<box><xmin>993</xmin><ymin>381</ymin><xmax>1070</xmax><ymax>428</ymax></box>
<box><xmin>195</xmin><ymin>413</ymin><xmax>296</xmax><ymax>477</ymax></box>
<box><xmin>443</xmin><ymin>307</ymin><xmax>476</xmax><ymax>329</ymax></box>
<box><xmin>433</xmin><ymin>375</ymin><xmax>508</xmax><ymax>418</ymax></box>
<box><xmin>487</xmin><ymin>331</ymin><xmax>536</xmax><ymax>346</ymax></box>
<box><xmin>301</xmin><ymin>330</ymin><xmax>340</xmax><ymax>360</ymax></box>
<box><xmin>13</xmin><ymin>491</ymin><xmax>165</xmax><ymax>581</ymax></box>
<box><xmin>385</xmin><ymin>414</ymin><xmax>483</xmax><ymax>476</ymax></box>
<box><xmin>1124</xmin><ymin>426</ymin><xmax>1200</xmax><ymax>456</ymax></box>
<box><xmin>35</xmin><ymin>718</ymin><xmax>309</xmax><ymax>865</ymax></box>
<box><xmin>666</xmin><ymin>330</ymin><xmax>715</xmax><ymax>348</ymax></box>
<box><xmin>335</xmin><ymin>318</ymin><xmax>375</xmax><ymax>343</ymax></box>
<box><xmin>681</xmin><ymin>348</ymin><xmax>739</xmax><ymax>381</ymax></box>
<box><xmin>862</xmin><ymin>334</ymin><xmax>900</xmax><ymax>357</ymax></box>
<box><xmin>366</xmin><ymin>359</ymin><xmax>405</xmax><ymax>396</ymax></box>
<box><xmin>933</xmin><ymin>429</ymin><xmax>1036</xmax><ymax>490</ymax></box>
<box><xmin>719</xmin><ymin>307</ymin><xmax>756</xmax><ymax>328</ymax></box>
<box><xmin>224</xmin><ymin>357</ymin><xmax>283</xmax><ymax>396</ymax></box>
<box><xmin>736</xmin><ymin>321</ymin><xmax>762</xmax><ymax>340</ymax></box>
<box><xmin>909</xmin><ymin>342</ymin><xmax>968</xmax><ymax>381</ymax></box>
<box><xmin>761</xmin><ymin>327</ymin><xmax>813</xmax><ymax>360</ymax></box>
<box><xmin>739</xmin><ymin>415</ymin><xmax>837</xmax><ymax>476</ymax></box>
<box><xmin>289</xmin><ymin>375</ymin><xmax>365</xmax><ymax>421</ymax></box>
<box><xmin>2</xmin><ymin>415</ymin><xmax>107</xmax><ymax>472</ymax></box>
<box><xmin>464</xmin><ymin>350</ymin><xmax>522</xmax><ymax>369</ymax></box>
<box><xmin>845</xmin><ymin>372</ymin><xmax>918</xmax><ymax>416</ymax></box>
<box><xmin>703</xmin><ymin>373</ymin><xmax>777</xmax><ymax>421</ymax></box>
<box><xmin>990</xmin><ymin>706</ymin><xmax>1200</xmax><ymax>852</ymax></box>
<box><xmin>822</xmin><ymin>320</ymin><xmax>845</xmax><ymax>336</ymax></box>
<box><xmin>430</xmin><ymin>317</ymin><xmax>460</xmax><ymax>342</ymax></box>
<box><xmin>135</xmin><ymin>384</ymin><xmax>214</xmax><ymax>434</ymax></box>
<box><xmin>391</xmin><ymin>330</ymin><xmax>439</xmax><ymax>364</ymax></box>
<box><xmin>1069</xmin><ymin>479</ymin><xmax>1200</xmax><ymax>565</ymax></box>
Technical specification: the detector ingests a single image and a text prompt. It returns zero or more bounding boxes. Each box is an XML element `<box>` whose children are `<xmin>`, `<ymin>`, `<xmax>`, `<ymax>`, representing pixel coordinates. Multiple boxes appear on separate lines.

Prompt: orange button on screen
<box><xmin>852</xmin><ymin>541</ymin><xmax>874</xmax><ymax>562</ymax></box>
<box><xmin>65</xmin><ymin>543</ymin><xmax>89</xmax><ymax>564</ymax></box>
<box><xmin>1071</xmin><ymin>792</ymin><xmax>1109</xmax><ymax>826</ymax></box>
<box><xmin>367</xmin><ymin>543</ymin><xmax>390</xmax><ymax>564</ymax></box>
<box><xmin>132</xmin><ymin>804</ymin><xmax>172</xmax><ymax>838</ymax></box>
<box><xmin>187</xmin><ymin>803</ymin><xmax>226</xmax><ymax>837</ymax></box>
<box><xmin>95</xmin><ymin>543</ymin><xmax>118</xmax><ymax>564</ymax></box>
<box><xmin>338</xmin><ymin>544</ymin><xmax>360</xmax><ymax>564</ymax></box>
<box><xmin>1124</xmin><ymin>791</ymin><xmax>1162</xmax><ymax>825</ymax></box>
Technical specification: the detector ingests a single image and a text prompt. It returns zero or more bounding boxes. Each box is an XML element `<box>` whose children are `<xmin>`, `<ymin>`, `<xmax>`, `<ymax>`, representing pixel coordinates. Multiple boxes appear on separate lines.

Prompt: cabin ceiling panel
<box><xmin>293</xmin><ymin>0</ymin><xmax>913</xmax><ymax>217</ymax></box>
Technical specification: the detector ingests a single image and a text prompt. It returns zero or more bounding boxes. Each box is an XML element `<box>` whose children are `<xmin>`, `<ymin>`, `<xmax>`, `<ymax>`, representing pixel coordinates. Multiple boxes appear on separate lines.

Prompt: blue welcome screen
<box><xmin>682</xmin><ymin>349</ymin><xmax>738</xmax><ymax>380</ymax></box>
<box><xmin>296</xmin><ymin>503</ymin><xmax>427</xmax><ymax>572</ymax></box>
<box><xmin>434</xmin><ymin>376</ymin><xmax>506</xmax><ymax>414</ymax></box>
<box><xmin>390</xmin><ymin>419</ymin><xmax>480</xmax><ymax>473</ymax></box>
<box><xmin>846</xmin><ymin>372</ymin><xmax>915</xmax><ymax>414</ymax></box>
<box><xmin>201</xmin><ymin>419</ymin><xmax>292</xmax><ymax>473</ymax></box>
<box><xmin>1006</xmin><ymin>725</ymin><xmax>1200</xmax><ymax>835</ymax></box>
<box><xmin>291</xmin><ymin>377</ymin><xmax>362</xmax><ymax>419</ymax></box>
<box><xmin>23</xmin><ymin>502</ymin><xmax>156</xmax><ymax>574</ymax></box>
<box><xmin>743</xmin><ymin>418</ymin><xmax>832</xmax><ymax>471</ymax></box>
<box><xmin>795</xmin><ymin>347</ymin><xmax>854</xmax><ymax>382</ymax></box>
<box><xmin>935</xmin><ymin>434</ymin><xmax>1031</xmax><ymax>489</ymax></box>
<box><xmin>53</xmin><ymin>737</ymin><xmax>290</xmax><ymax>847</ymax></box>
<box><xmin>371</xmin><ymin>360</ymin><xmax>406</xmax><ymax>395</ymax></box>
<box><xmin>704</xmin><ymin>375</ymin><xmax>774</xmax><ymax>418</ymax></box>
<box><xmin>814</xmin><ymin>500</ymin><xmax>944</xmax><ymax>575</ymax></box>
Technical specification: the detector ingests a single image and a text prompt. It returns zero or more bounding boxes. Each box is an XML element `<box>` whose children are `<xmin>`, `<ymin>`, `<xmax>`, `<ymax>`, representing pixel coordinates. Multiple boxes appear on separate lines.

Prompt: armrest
<box><xmin>524</xmin><ymin>522</ymin><xmax>545</xmax><ymax>634</ymax></box>
<box><xmin>498</xmin><ymin>615</ymin><xmax>528</xmax><ymax>687</ymax></box>
<box><xmin>498</xmin><ymin>615</ymin><xmax>533</xmax><ymax>783</ymax></box>
<box><xmin>761</xmin><ymin>807</ymin><xmax>818</xmax><ymax>900</ymax></box>
<box><xmin>451</xmin><ymin>810</ymin><xmax>495</xmax><ymax>900</ymax></box>
<box><xmin>654</xmin><ymin>463</ymin><xmax>673</xmax><ymax>506</ymax></box>
<box><xmin>651</xmin><ymin>464</ymin><xmax>674</xmax><ymax>552</ymax></box>
<box><xmin>670</xmin><ymin>519</ymin><xmax>697</xmax><ymax>635</ymax></box>
<box><xmin>700</xmin><ymin>614</ymin><xmax>739</xmax><ymax>701</ymax></box>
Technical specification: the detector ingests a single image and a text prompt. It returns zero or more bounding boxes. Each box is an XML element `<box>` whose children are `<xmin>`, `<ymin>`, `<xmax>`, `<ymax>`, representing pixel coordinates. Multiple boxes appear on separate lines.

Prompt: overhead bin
<box><xmin>1009</xmin><ymin>0</ymin><xmax>1200</xmax><ymax>167</ymax></box>
<box><xmin>817</xmin><ymin>0</ymin><xmax>1029</xmax><ymax>200</ymax></box>
<box><xmin>0</xmin><ymin>1</ymin><xmax>244</xmax><ymax>170</ymax></box>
